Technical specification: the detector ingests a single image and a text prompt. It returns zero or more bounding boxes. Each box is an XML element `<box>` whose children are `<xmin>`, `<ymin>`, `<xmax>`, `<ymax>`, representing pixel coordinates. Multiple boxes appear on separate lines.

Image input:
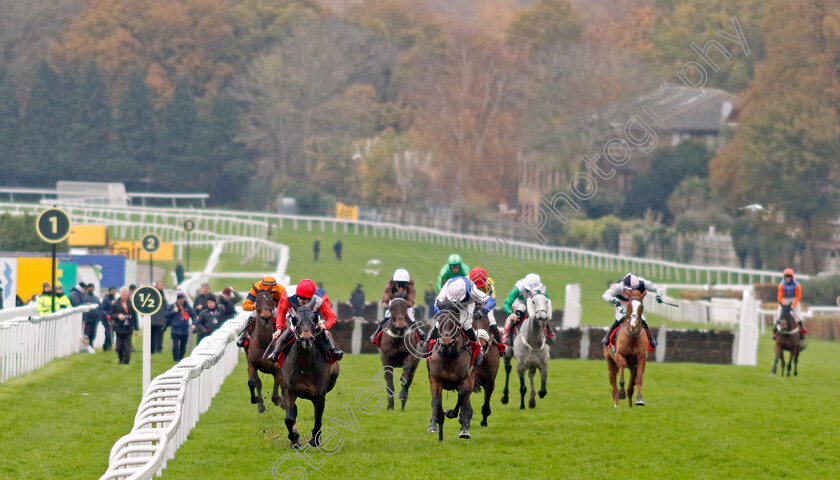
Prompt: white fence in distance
<box><xmin>0</xmin><ymin>201</ymin><xmax>803</xmax><ymax>288</ymax></box>
<box><xmin>100</xmin><ymin>311</ymin><xmax>247</xmax><ymax>480</ymax></box>
<box><xmin>0</xmin><ymin>305</ymin><xmax>97</xmax><ymax>383</ymax></box>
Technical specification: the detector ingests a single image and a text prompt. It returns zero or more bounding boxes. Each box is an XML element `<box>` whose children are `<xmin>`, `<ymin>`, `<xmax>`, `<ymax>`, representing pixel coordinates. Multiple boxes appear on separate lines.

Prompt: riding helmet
<box><xmin>260</xmin><ymin>276</ymin><xmax>277</xmax><ymax>289</ymax></box>
<box><xmin>448</xmin><ymin>254</ymin><xmax>462</xmax><ymax>266</ymax></box>
<box><xmin>393</xmin><ymin>268</ymin><xmax>410</xmax><ymax>283</ymax></box>
<box><xmin>296</xmin><ymin>279</ymin><xmax>316</xmax><ymax>298</ymax></box>
<box><xmin>469</xmin><ymin>267</ymin><xmax>488</xmax><ymax>288</ymax></box>
<box><xmin>783</xmin><ymin>268</ymin><xmax>794</xmax><ymax>277</ymax></box>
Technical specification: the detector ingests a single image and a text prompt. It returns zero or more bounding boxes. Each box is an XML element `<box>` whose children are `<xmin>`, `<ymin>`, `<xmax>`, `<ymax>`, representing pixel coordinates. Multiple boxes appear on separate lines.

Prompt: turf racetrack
<box><xmin>161</xmin><ymin>334</ymin><xmax>836</xmax><ymax>480</ymax></box>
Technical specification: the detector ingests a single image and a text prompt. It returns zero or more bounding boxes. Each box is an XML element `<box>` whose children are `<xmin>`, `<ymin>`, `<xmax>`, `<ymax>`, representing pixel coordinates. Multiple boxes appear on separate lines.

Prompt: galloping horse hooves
<box><xmin>459</xmin><ymin>428</ymin><xmax>471</xmax><ymax>439</ymax></box>
<box><xmin>528</xmin><ymin>398</ymin><xmax>536</xmax><ymax>409</ymax></box>
<box><xmin>538</xmin><ymin>389</ymin><xmax>547</xmax><ymax>399</ymax></box>
<box><xmin>500</xmin><ymin>394</ymin><xmax>509</xmax><ymax>405</ymax></box>
<box><xmin>444</xmin><ymin>409</ymin><xmax>457</xmax><ymax>419</ymax></box>
<box><xmin>635</xmin><ymin>400</ymin><xmax>646</xmax><ymax>406</ymax></box>
<box><xmin>618</xmin><ymin>390</ymin><xmax>627</xmax><ymax>400</ymax></box>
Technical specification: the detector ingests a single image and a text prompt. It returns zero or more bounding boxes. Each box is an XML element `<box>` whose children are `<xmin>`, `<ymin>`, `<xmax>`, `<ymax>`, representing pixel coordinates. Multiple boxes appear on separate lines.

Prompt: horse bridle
<box><xmin>384</xmin><ymin>297</ymin><xmax>409</xmax><ymax>338</ymax></box>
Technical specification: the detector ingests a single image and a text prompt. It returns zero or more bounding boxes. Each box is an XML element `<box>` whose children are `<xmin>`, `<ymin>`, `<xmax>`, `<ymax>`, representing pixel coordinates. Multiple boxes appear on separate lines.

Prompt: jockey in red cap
<box><xmin>267</xmin><ymin>279</ymin><xmax>343</xmax><ymax>363</ymax></box>
<box><xmin>468</xmin><ymin>267</ymin><xmax>504</xmax><ymax>347</ymax></box>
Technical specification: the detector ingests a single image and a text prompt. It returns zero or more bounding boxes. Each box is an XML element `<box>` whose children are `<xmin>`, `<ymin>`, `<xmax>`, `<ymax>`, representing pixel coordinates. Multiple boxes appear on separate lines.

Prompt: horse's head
<box><xmin>436</xmin><ymin>306</ymin><xmax>465</xmax><ymax>357</ymax></box>
<box><xmin>292</xmin><ymin>301</ymin><xmax>318</xmax><ymax>352</ymax></box>
<box><xmin>527</xmin><ymin>293</ymin><xmax>551</xmax><ymax>328</ymax></box>
<box><xmin>625</xmin><ymin>290</ymin><xmax>646</xmax><ymax>335</ymax></box>
<box><xmin>387</xmin><ymin>297</ymin><xmax>409</xmax><ymax>334</ymax></box>
<box><xmin>779</xmin><ymin>304</ymin><xmax>796</xmax><ymax>332</ymax></box>
<box><xmin>255</xmin><ymin>290</ymin><xmax>276</xmax><ymax>325</ymax></box>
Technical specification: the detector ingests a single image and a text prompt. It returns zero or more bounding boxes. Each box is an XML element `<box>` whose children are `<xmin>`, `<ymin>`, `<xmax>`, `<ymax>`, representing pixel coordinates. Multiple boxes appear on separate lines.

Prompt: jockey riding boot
<box><xmin>544</xmin><ymin>322</ymin><xmax>555</xmax><ymax>344</ymax></box>
<box><xmin>489</xmin><ymin>324</ymin><xmax>503</xmax><ymax>345</ymax></box>
<box><xmin>601</xmin><ymin>319</ymin><xmax>622</xmax><ymax>346</ymax></box>
<box><xmin>369</xmin><ymin>317</ymin><xmax>388</xmax><ymax>342</ymax></box>
<box><xmin>641</xmin><ymin>320</ymin><xmax>657</xmax><ymax>348</ymax></box>
<box><xmin>236</xmin><ymin>318</ymin><xmax>256</xmax><ymax>348</ymax></box>
<box><xmin>316</xmin><ymin>331</ymin><xmax>344</xmax><ymax>361</ymax></box>
<box><xmin>420</xmin><ymin>325</ymin><xmax>439</xmax><ymax>353</ymax></box>
<box><xmin>412</xmin><ymin>319</ymin><xmax>427</xmax><ymax>341</ymax></box>
<box><xmin>267</xmin><ymin>328</ymin><xmax>294</xmax><ymax>362</ymax></box>
<box><xmin>464</xmin><ymin>328</ymin><xmax>484</xmax><ymax>366</ymax></box>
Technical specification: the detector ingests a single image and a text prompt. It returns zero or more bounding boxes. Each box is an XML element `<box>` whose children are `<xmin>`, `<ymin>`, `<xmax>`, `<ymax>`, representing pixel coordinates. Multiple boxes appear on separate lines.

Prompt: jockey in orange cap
<box><xmin>236</xmin><ymin>276</ymin><xmax>286</xmax><ymax>347</ymax></box>
<box><xmin>267</xmin><ymin>279</ymin><xmax>344</xmax><ymax>364</ymax></box>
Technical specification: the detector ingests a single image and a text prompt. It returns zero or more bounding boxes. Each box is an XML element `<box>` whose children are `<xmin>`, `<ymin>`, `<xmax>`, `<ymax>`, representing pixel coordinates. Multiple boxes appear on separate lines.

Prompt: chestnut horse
<box><xmin>604</xmin><ymin>290</ymin><xmax>649</xmax><ymax>407</ymax></box>
<box><xmin>376</xmin><ymin>294</ymin><xmax>421</xmax><ymax>410</ymax></box>
<box><xmin>426</xmin><ymin>305</ymin><xmax>474</xmax><ymax>441</ymax></box>
<box><xmin>471</xmin><ymin>308</ymin><xmax>501</xmax><ymax>426</ymax></box>
<box><xmin>771</xmin><ymin>304</ymin><xmax>801</xmax><ymax>377</ymax></box>
<box><xmin>246</xmin><ymin>290</ymin><xmax>283</xmax><ymax>413</ymax></box>
<box><xmin>280</xmin><ymin>303</ymin><xmax>340</xmax><ymax>448</ymax></box>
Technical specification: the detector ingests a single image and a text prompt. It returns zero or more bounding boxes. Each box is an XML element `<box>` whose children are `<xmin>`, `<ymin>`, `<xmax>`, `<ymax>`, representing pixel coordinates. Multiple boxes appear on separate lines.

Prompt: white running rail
<box><xmin>0</xmin><ymin>305</ymin><xmax>97</xmax><ymax>383</ymax></box>
<box><xmin>99</xmin><ymin>311</ymin><xmax>247</xmax><ymax>480</ymax></box>
<box><xmin>0</xmin><ymin>201</ymin><xmax>802</xmax><ymax>286</ymax></box>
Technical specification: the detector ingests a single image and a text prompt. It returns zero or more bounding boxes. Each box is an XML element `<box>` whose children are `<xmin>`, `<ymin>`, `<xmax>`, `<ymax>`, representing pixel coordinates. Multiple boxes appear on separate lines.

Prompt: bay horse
<box><xmin>280</xmin><ymin>303</ymin><xmax>340</xmax><ymax>448</ymax></box>
<box><xmin>246</xmin><ymin>290</ymin><xmax>283</xmax><ymax>413</ymax></box>
<box><xmin>376</xmin><ymin>293</ymin><xmax>421</xmax><ymax>410</ymax></box>
<box><xmin>426</xmin><ymin>304</ymin><xmax>474</xmax><ymax>441</ymax></box>
<box><xmin>471</xmin><ymin>308</ymin><xmax>501</xmax><ymax>426</ymax></box>
<box><xmin>771</xmin><ymin>304</ymin><xmax>801</xmax><ymax>377</ymax></box>
<box><xmin>604</xmin><ymin>290</ymin><xmax>648</xmax><ymax>407</ymax></box>
<box><xmin>502</xmin><ymin>293</ymin><xmax>550</xmax><ymax>410</ymax></box>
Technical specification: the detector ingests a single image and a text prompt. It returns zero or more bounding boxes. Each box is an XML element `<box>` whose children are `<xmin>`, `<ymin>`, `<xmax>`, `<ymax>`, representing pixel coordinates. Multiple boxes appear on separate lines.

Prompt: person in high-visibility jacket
<box><xmin>36</xmin><ymin>282</ymin><xmax>71</xmax><ymax>315</ymax></box>
<box><xmin>236</xmin><ymin>276</ymin><xmax>286</xmax><ymax>348</ymax></box>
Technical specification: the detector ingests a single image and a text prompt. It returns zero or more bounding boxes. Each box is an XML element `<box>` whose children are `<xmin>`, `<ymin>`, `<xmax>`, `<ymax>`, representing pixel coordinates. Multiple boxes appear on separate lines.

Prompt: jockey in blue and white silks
<box><xmin>421</xmin><ymin>276</ymin><xmax>495</xmax><ymax>366</ymax></box>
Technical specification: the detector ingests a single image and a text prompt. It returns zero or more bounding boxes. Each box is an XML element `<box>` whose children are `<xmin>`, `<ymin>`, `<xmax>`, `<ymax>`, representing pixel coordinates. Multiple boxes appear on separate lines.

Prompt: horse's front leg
<box><xmin>480</xmin><ymin>376</ymin><xmax>494</xmax><ymax>426</ymax></box>
<box><xmin>384</xmin><ymin>364</ymin><xmax>396</xmax><ymax>410</ymax></box>
<box><xmin>458</xmin><ymin>393</ymin><xmax>473</xmax><ymax>439</ymax></box>
<box><xmin>771</xmin><ymin>350</ymin><xmax>780</xmax><ymax>376</ymax></box>
<box><xmin>248</xmin><ymin>363</ymin><xmax>265</xmax><ymax>413</ymax></box>
<box><xmin>400</xmin><ymin>358</ymin><xmax>419</xmax><ymax>411</ymax></box>
<box><xmin>272</xmin><ymin>369</ymin><xmax>284</xmax><ymax>408</ymax></box>
<box><xmin>518</xmin><ymin>366</ymin><xmax>527</xmax><ymax>410</ymax></box>
<box><xmin>284</xmin><ymin>396</ymin><xmax>300</xmax><ymax>448</ymax></box>
<box><xmin>607</xmin><ymin>356</ymin><xmax>619</xmax><ymax>407</ymax></box>
<box><xmin>616</xmin><ymin>354</ymin><xmax>627</xmax><ymax>400</ymax></box>
<box><xmin>793</xmin><ymin>351</ymin><xmax>799</xmax><ymax>376</ymax></box>
<box><xmin>309</xmin><ymin>397</ymin><xmax>326</xmax><ymax>447</ymax></box>
<box><xmin>429</xmin><ymin>378</ymin><xmax>444</xmax><ymax>440</ymax></box>
<box><xmin>786</xmin><ymin>351</ymin><xmax>793</xmax><ymax>377</ymax></box>
<box><xmin>538</xmin><ymin>357</ymin><xmax>548</xmax><ymax>399</ymax></box>
<box><xmin>501</xmin><ymin>355</ymin><xmax>512</xmax><ymax>405</ymax></box>
<box><xmin>635</xmin><ymin>355</ymin><xmax>646</xmax><ymax>406</ymax></box>
<box><xmin>528</xmin><ymin>368</ymin><xmax>537</xmax><ymax>409</ymax></box>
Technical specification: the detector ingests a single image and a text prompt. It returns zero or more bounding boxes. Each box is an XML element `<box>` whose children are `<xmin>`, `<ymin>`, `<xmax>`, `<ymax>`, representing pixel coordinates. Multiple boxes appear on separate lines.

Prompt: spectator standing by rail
<box><xmin>111</xmin><ymin>287</ymin><xmax>138</xmax><ymax>364</ymax></box>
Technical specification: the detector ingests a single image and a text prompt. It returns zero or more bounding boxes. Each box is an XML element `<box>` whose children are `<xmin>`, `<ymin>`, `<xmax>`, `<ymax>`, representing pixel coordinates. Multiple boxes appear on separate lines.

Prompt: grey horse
<box><xmin>508</xmin><ymin>293</ymin><xmax>551</xmax><ymax>409</ymax></box>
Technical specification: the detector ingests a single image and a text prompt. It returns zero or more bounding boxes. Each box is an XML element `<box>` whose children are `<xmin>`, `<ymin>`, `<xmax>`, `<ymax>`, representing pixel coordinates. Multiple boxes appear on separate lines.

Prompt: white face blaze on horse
<box><xmin>629</xmin><ymin>299</ymin><xmax>642</xmax><ymax>327</ymax></box>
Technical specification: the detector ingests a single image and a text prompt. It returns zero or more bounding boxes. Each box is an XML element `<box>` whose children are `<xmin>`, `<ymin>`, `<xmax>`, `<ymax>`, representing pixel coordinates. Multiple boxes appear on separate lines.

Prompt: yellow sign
<box><xmin>335</xmin><ymin>202</ymin><xmax>359</xmax><ymax>220</ymax></box>
<box><xmin>16</xmin><ymin>257</ymin><xmax>57</xmax><ymax>303</ymax></box>
<box><xmin>109</xmin><ymin>241</ymin><xmax>175</xmax><ymax>261</ymax></box>
<box><xmin>69</xmin><ymin>225</ymin><xmax>108</xmax><ymax>247</ymax></box>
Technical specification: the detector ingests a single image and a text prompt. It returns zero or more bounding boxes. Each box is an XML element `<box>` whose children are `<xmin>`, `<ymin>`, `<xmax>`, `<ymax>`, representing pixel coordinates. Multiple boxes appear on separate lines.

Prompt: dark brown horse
<box><xmin>246</xmin><ymin>290</ymin><xmax>283</xmax><ymax>413</ymax></box>
<box><xmin>771</xmin><ymin>304</ymin><xmax>801</xmax><ymax>377</ymax></box>
<box><xmin>376</xmin><ymin>294</ymin><xmax>421</xmax><ymax>410</ymax></box>
<box><xmin>471</xmin><ymin>308</ymin><xmax>501</xmax><ymax>426</ymax></box>
<box><xmin>426</xmin><ymin>305</ymin><xmax>474</xmax><ymax>441</ymax></box>
<box><xmin>281</xmin><ymin>303</ymin><xmax>340</xmax><ymax>448</ymax></box>
<box><xmin>604</xmin><ymin>290</ymin><xmax>649</xmax><ymax>408</ymax></box>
